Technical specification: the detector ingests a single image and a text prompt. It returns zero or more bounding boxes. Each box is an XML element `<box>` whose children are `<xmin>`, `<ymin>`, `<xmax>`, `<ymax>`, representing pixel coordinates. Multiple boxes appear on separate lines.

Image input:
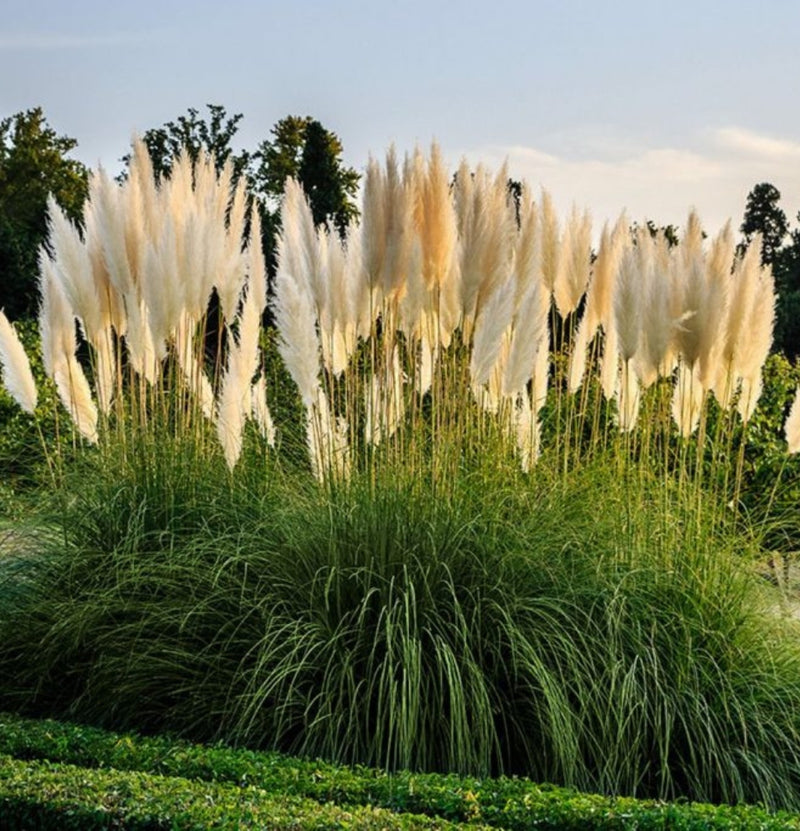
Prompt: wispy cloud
<box><xmin>459</xmin><ymin>127</ymin><xmax>800</xmax><ymax>235</ymax></box>
<box><xmin>0</xmin><ymin>32</ymin><xmax>162</xmax><ymax>50</ymax></box>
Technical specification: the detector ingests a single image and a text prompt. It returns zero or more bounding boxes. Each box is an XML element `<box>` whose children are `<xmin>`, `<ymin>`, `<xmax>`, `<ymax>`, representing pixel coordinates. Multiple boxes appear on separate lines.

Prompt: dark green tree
<box><xmin>740</xmin><ymin>182</ymin><xmax>788</xmax><ymax>266</ymax></box>
<box><xmin>0</xmin><ymin>108</ymin><xmax>88</xmax><ymax>319</ymax></box>
<box><xmin>739</xmin><ymin>183</ymin><xmax>800</xmax><ymax>358</ymax></box>
<box><xmin>252</xmin><ymin>115</ymin><xmax>359</xmax><ymax>236</ymax></box>
<box><xmin>119</xmin><ymin>104</ymin><xmax>250</xmax><ymax>182</ymax></box>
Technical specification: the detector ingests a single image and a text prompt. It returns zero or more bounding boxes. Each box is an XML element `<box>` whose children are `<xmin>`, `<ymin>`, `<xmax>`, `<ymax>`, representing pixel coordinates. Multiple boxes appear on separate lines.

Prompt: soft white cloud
<box><xmin>459</xmin><ymin>127</ymin><xmax>800</xmax><ymax>237</ymax></box>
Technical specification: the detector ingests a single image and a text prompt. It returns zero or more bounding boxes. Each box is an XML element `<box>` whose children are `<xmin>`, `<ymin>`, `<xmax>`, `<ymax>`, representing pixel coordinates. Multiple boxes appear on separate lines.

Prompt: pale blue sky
<box><xmin>2</xmin><ymin>0</ymin><xmax>800</xmax><ymax>233</ymax></box>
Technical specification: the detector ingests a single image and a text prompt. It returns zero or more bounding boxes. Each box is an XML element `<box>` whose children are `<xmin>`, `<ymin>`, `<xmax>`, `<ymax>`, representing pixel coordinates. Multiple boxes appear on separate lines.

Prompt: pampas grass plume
<box><xmin>0</xmin><ymin>310</ymin><xmax>38</xmax><ymax>415</ymax></box>
<box><xmin>785</xmin><ymin>387</ymin><xmax>800</xmax><ymax>454</ymax></box>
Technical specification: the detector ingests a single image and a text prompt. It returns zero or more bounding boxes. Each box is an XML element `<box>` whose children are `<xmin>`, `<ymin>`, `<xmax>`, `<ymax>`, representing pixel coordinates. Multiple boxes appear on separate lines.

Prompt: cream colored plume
<box><xmin>251</xmin><ymin>374</ymin><xmax>276</xmax><ymax>447</ymax></box>
<box><xmin>0</xmin><ymin>310</ymin><xmax>38</xmax><ymax>415</ymax></box>
<box><xmin>307</xmin><ymin>386</ymin><xmax>350</xmax><ymax>483</ymax></box>
<box><xmin>55</xmin><ymin>357</ymin><xmax>98</xmax><ymax>443</ymax></box>
<box><xmin>470</xmin><ymin>277</ymin><xmax>515</xmax><ymax>387</ymax></box>
<box><xmin>672</xmin><ymin>211</ymin><xmax>707</xmax><ymax>369</ymax></box>
<box><xmin>636</xmin><ymin>231</ymin><xmax>674</xmax><ymax>388</ymax></box>
<box><xmin>503</xmin><ymin>276</ymin><xmax>549</xmax><ymax>397</ymax></box>
<box><xmin>37</xmin><ymin>252</ymin><xmax>76</xmax><ymax>380</ymax></box>
<box><xmin>553</xmin><ymin>205</ymin><xmax>592</xmax><ymax>318</ymax></box>
<box><xmin>514</xmin><ymin>394</ymin><xmax>541</xmax><ymax>473</ymax></box>
<box><xmin>539</xmin><ymin>190</ymin><xmax>559</xmax><ymax>295</ymax></box>
<box><xmin>784</xmin><ymin>387</ymin><xmax>800</xmax><ymax>454</ymax></box>
<box><xmin>616</xmin><ymin>359</ymin><xmax>640</xmax><ymax>432</ymax></box>
<box><xmin>671</xmin><ymin>362</ymin><xmax>704</xmax><ymax>437</ymax></box>
<box><xmin>46</xmin><ymin>196</ymin><xmax>102</xmax><ymax>342</ymax></box>
<box><xmin>583</xmin><ymin>214</ymin><xmax>628</xmax><ymax>338</ymax></box>
<box><xmin>613</xmin><ymin>245</ymin><xmax>643</xmax><ymax>364</ymax></box>
<box><xmin>455</xmin><ymin>161</ymin><xmax>515</xmax><ymax>337</ymax></box>
<box><xmin>697</xmin><ymin>222</ymin><xmax>733</xmax><ymax>390</ymax></box>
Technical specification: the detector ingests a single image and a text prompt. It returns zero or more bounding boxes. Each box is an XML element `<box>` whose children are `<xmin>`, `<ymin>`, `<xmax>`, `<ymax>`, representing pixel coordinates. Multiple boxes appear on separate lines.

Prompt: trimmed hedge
<box><xmin>2</xmin><ymin>714</ymin><xmax>800</xmax><ymax>829</ymax></box>
<box><xmin>0</xmin><ymin>754</ymin><xmax>471</xmax><ymax>830</ymax></box>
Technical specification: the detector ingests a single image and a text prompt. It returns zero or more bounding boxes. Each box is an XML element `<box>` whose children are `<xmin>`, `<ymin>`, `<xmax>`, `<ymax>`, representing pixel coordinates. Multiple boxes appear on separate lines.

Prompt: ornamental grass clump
<box><xmin>4</xmin><ymin>139</ymin><xmax>800</xmax><ymax>811</ymax></box>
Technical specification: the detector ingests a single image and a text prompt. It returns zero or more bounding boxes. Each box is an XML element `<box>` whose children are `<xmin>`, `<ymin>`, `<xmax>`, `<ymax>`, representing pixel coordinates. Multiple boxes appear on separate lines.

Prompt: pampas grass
<box><xmin>0</xmin><ymin>311</ymin><xmax>38</xmax><ymax>415</ymax></box>
<box><xmin>4</xmin><ymin>138</ymin><xmax>798</xmax><ymax>812</ymax></box>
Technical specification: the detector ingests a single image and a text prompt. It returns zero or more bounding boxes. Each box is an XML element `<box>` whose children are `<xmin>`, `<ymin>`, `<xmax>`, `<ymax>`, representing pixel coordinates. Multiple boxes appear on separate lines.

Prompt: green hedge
<box><xmin>0</xmin><ymin>754</ymin><xmax>471</xmax><ymax>830</ymax></box>
<box><xmin>1</xmin><ymin>713</ymin><xmax>800</xmax><ymax>829</ymax></box>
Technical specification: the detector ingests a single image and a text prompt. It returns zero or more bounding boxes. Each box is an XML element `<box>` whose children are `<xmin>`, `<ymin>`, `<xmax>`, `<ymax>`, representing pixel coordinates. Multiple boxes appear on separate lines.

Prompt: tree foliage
<box><xmin>739</xmin><ymin>183</ymin><xmax>800</xmax><ymax>359</ymax></box>
<box><xmin>740</xmin><ymin>182</ymin><xmax>788</xmax><ymax>266</ymax></box>
<box><xmin>119</xmin><ymin>104</ymin><xmax>250</xmax><ymax>182</ymax></box>
<box><xmin>0</xmin><ymin>108</ymin><xmax>88</xmax><ymax>320</ymax></box>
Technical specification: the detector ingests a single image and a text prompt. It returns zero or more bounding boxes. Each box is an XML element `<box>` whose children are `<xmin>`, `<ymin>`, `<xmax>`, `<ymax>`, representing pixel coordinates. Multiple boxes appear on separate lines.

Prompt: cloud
<box><xmin>458</xmin><ymin>127</ymin><xmax>800</xmax><ymax>236</ymax></box>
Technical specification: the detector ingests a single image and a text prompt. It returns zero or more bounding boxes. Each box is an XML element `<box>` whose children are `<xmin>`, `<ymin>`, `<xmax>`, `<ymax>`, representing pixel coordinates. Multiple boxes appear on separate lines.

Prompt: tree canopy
<box><xmin>739</xmin><ymin>182</ymin><xmax>800</xmax><ymax>358</ymax></box>
<box><xmin>0</xmin><ymin>108</ymin><xmax>88</xmax><ymax>319</ymax></box>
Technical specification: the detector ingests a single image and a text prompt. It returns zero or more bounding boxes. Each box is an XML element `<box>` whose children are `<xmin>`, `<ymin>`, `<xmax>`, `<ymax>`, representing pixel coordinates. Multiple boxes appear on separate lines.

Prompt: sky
<box><xmin>2</xmin><ymin>0</ymin><xmax>800</xmax><ymax>237</ymax></box>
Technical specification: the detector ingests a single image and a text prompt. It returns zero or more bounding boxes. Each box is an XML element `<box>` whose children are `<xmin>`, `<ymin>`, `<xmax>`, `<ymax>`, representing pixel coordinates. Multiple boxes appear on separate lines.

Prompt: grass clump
<box><xmin>2</xmin><ymin>139</ymin><xmax>800</xmax><ymax>815</ymax></box>
<box><xmin>2</xmin><ymin>452</ymin><xmax>800</xmax><ymax>809</ymax></box>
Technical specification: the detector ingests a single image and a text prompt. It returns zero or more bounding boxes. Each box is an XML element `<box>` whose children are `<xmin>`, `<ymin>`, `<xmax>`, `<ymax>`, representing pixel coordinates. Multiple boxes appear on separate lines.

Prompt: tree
<box><xmin>739</xmin><ymin>183</ymin><xmax>800</xmax><ymax>358</ymax></box>
<box><xmin>252</xmin><ymin>115</ymin><xmax>359</xmax><ymax>236</ymax></box>
<box><xmin>121</xmin><ymin>107</ymin><xmax>360</xmax><ymax>256</ymax></box>
<box><xmin>0</xmin><ymin>108</ymin><xmax>89</xmax><ymax>320</ymax></box>
<box><xmin>740</xmin><ymin>182</ymin><xmax>788</xmax><ymax>266</ymax></box>
<box><xmin>119</xmin><ymin>104</ymin><xmax>250</xmax><ymax>182</ymax></box>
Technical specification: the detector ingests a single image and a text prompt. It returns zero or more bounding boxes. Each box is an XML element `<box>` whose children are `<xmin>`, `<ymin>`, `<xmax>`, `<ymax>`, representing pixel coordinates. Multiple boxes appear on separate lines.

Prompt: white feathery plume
<box><xmin>217</xmin><ymin>355</ymin><xmax>247</xmax><ymax>470</ymax></box>
<box><xmin>583</xmin><ymin>213</ymin><xmax>628</xmax><ymax>337</ymax></box>
<box><xmin>712</xmin><ymin>234</ymin><xmax>761</xmax><ymax>407</ymax></box>
<box><xmin>366</xmin><ymin>346</ymin><xmax>406</xmax><ymax>445</ymax></box>
<box><xmin>381</xmin><ymin>145</ymin><xmax>416</xmax><ymax>302</ymax></box>
<box><xmin>600</xmin><ymin>325</ymin><xmax>620</xmax><ymax>401</ymax></box>
<box><xmin>88</xmin><ymin>166</ymin><xmax>136</xmax><ymax>303</ymax></box>
<box><xmin>38</xmin><ymin>252</ymin><xmax>76</xmax><ymax>380</ymax></box>
<box><xmin>784</xmin><ymin>387</ymin><xmax>800</xmax><ymax>454</ymax></box>
<box><xmin>513</xmin><ymin>187</ymin><xmax>542</xmax><ymax>312</ymax></box>
<box><xmin>503</xmin><ymin>275</ymin><xmax>549</xmax><ymax>397</ymax></box>
<box><xmin>307</xmin><ymin>386</ymin><xmax>350</xmax><ymax>483</ymax></box>
<box><xmin>129</xmin><ymin>136</ymin><xmax>160</xmax><ymax>235</ymax></box>
<box><xmin>671</xmin><ymin>361</ymin><xmax>704</xmax><ymax>437</ymax></box>
<box><xmin>46</xmin><ymin>196</ymin><xmax>102</xmax><ymax>342</ymax></box>
<box><xmin>514</xmin><ymin>393</ymin><xmax>541</xmax><ymax>473</ymax></box>
<box><xmin>0</xmin><ymin>310</ymin><xmax>38</xmax><ymax>414</ymax></box>
<box><xmin>414</xmin><ymin>144</ymin><xmax>460</xmax><ymax>321</ymax></box>
<box><xmin>613</xmin><ymin>245</ymin><xmax>642</xmax><ymax>364</ymax></box>
<box><xmin>274</xmin><ymin>233</ymin><xmax>321</xmax><ymax>408</ymax></box>
<box><xmin>246</xmin><ymin>207</ymin><xmax>268</xmax><ymax>315</ymax></box>
<box><xmin>456</xmin><ymin>162</ymin><xmax>515</xmax><ymax>336</ymax></box>
<box><xmin>539</xmin><ymin>189</ymin><xmax>559</xmax><ymax>295</ymax></box>
<box><xmin>415</xmin><ymin>333</ymin><xmax>435</xmax><ymax>396</ymax></box>
<box><xmin>83</xmin><ymin>198</ymin><xmax>126</xmax><ymax>336</ymax></box>
<box><xmin>141</xmin><ymin>218</ymin><xmax>179</xmax><ymax>360</ymax></box>
<box><xmin>361</xmin><ymin>154</ymin><xmax>387</xmax><ymax>289</ymax></box>
<box><xmin>55</xmin><ymin>357</ymin><xmax>98</xmax><ymax>443</ymax></box>
<box><xmin>553</xmin><ymin>205</ymin><xmax>592</xmax><ymax>318</ymax></box>
<box><xmin>92</xmin><ymin>327</ymin><xmax>116</xmax><ymax>416</ymax></box>
<box><xmin>531</xmin><ymin>334</ymin><xmax>550</xmax><ymax>415</ymax></box>
<box><xmin>567</xmin><ymin>313</ymin><xmax>591</xmax><ymax>394</ymax></box>
<box><xmin>616</xmin><ymin>359</ymin><xmax>640</xmax><ymax>432</ymax></box>
<box><xmin>470</xmin><ymin>277</ymin><xmax>515</xmax><ymax>387</ymax></box>
<box><xmin>636</xmin><ymin>231</ymin><xmax>674</xmax><ymax>388</ymax></box>
<box><xmin>175</xmin><ymin>313</ymin><xmax>215</xmax><ymax>420</ymax></box>
<box><xmin>217</xmin><ymin>176</ymin><xmax>249</xmax><ymax>323</ymax></box>
<box><xmin>251</xmin><ymin>374</ymin><xmax>276</xmax><ymax>447</ymax></box>
<box><xmin>737</xmin><ymin>264</ymin><xmax>775</xmax><ymax>394</ymax></box>
<box><xmin>673</xmin><ymin>210</ymin><xmax>706</xmax><ymax>369</ymax></box>
<box><xmin>697</xmin><ymin>222</ymin><xmax>733</xmax><ymax>390</ymax></box>
<box><xmin>737</xmin><ymin>373</ymin><xmax>763</xmax><ymax>425</ymax></box>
